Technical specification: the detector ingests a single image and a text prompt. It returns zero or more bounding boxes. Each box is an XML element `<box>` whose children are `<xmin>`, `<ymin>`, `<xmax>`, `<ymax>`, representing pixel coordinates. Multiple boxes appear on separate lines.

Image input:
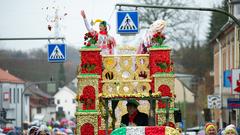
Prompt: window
<box><xmin>72</xmin><ymin>99</ymin><xmax>75</xmax><ymax>103</ymax></box>
<box><xmin>17</xmin><ymin>88</ymin><xmax>19</xmax><ymax>103</ymax></box>
<box><xmin>9</xmin><ymin>88</ymin><xmax>11</xmax><ymax>103</ymax></box>
<box><xmin>57</xmin><ymin>100</ymin><xmax>60</xmax><ymax>104</ymax></box>
<box><xmin>37</xmin><ymin>107</ymin><xmax>41</xmax><ymax>114</ymax></box>
<box><xmin>13</xmin><ymin>88</ymin><xmax>15</xmax><ymax>103</ymax></box>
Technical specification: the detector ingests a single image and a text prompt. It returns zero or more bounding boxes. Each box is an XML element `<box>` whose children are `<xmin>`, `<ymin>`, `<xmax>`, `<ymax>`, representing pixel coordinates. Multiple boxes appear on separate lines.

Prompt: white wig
<box><xmin>149</xmin><ymin>20</ymin><xmax>167</xmax><ymax>34</ymax></box>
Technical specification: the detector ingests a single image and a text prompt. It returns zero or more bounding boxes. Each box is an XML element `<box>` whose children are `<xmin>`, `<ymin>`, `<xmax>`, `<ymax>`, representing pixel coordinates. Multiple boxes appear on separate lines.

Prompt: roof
<box><xmin>25</xmin><ymin>83</ymin><xmax>52</xmax><ymax>98</ymax></box>
<box><xmin>0</xmin><ymin>68</ymin><xmax>24</xmax><ymax>83</ymax></box>
<box><xmin>209</xmin><ymin>20</ymin><xmax>235</xmax><ymax>45</ymax></box>
<box><xmin>54</xmin><ymin>86</ymin><xmax>76</xmax><ymax>98</ymax></box>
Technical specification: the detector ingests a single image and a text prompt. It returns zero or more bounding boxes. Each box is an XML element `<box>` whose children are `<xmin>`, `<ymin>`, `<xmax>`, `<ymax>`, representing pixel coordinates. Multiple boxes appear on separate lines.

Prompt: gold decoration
<box><xmin>156</xmin><ymin>112</ymin><xmax>174</xmax><ymax>125</ymax></box>
<box><xmin>102</xmin><ymin>55</ymin><xmax>152</xmax><ymax>97</ymax></box>
<box><xmin>165</xmin><ymin>126</ymin><xmax>180</xmax><ymax>135</ymax></box>
<box><xmin>75</xmin><ymin>111</ymin><xmax>98</xmax><ymax>135</ymax></box>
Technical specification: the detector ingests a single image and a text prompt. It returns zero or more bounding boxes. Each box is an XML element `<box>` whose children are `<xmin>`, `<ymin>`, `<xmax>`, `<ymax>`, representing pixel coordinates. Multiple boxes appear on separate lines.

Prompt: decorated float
<box><xmin>75</xmin><ymin>19</ymin><xmax>180</xmax><ymax>135</ymax></box>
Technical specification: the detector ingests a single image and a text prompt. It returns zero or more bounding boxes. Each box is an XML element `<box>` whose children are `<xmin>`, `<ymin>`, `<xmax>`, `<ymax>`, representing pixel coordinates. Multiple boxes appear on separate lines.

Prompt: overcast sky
<box><xmin>0</xmin><ymin>0</ymin><xmax>222</xmax><ymax>51</ymax></box>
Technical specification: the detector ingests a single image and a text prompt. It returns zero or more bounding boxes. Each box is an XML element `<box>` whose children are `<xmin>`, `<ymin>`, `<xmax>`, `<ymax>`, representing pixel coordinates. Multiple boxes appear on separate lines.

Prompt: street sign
<box><xmin>208</xmin><ymin>95</ymin><xmax>221</xmax><ymax>109</ymax></box>
<box><xmin>223</xmin><ymin>70</ymin><xmax>231</xmax><ymax>87</ymax></box>
<box><xmin>232</xmin><ymin>69</ymin><xmax>240</xmax><ymax>94</ymax></box>
<box><xmin>48</xmin><ymin>44</ymin><xmax>66</xmax><ymax>62</ymax></box>
<box><xmin>117</xmin><ymin>11</ymin><xmax>139</xmax><ymax>34</ymax></box>
<box><xmin>227</xmin><ymin>98</ymin><xmax>240</xmax><ymax>109</ymax></box>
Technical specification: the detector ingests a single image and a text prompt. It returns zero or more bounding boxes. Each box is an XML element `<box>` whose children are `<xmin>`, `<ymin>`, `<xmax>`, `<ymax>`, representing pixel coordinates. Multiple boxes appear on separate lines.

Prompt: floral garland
<box><xmin>99</xmin><ymin>92</ymin><xmax>161</xmax><ymax>98</ymax></box>
<box><xmin>84</xmin><ymin>31</ymin><xmax>98</xmax><ymax>46</ymax></box>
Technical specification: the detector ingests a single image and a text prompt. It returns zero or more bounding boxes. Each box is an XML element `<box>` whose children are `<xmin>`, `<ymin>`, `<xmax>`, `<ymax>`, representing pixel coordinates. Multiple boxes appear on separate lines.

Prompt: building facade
<box><xmin>0</xmin><ymin>68</ymin><xmax>25</xmax><ymax>127</ymax></box>
<box><xmin>25</xmin><ymin>85</ymin><xmax>56</xmax><ymax>123</ymax></box>
<box><xmin>54</xmin><ymin>86</ymin><xmax>77</xmax><ymax>120</ymax></box>
<box><xmin>210</xmin><ymin>21</ymin><xmax>240</xmax><ymax>125</ymax></box>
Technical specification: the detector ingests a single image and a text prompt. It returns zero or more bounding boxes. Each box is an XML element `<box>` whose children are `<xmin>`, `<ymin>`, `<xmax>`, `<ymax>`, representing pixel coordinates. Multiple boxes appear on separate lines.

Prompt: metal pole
<box><xmin>165</xmin><ymin>98</ymin><xmax>169</xmax><ymax>126</ymax></box>
<box><xmin>216</xmin><ymin>39</ymin><xmax>223</xmax><ymax>129</ymax></box>
<box><xmin>105</xmin><ymin>99</ymin><xmax>109</xmax><ymax>135</ymax></box>
<box><xmin>0</xmin><ymin>37</ymin><xmax>65</xmax><ymax>41</ymax></box>
<box><xmin>182</xmin><ymin>84</ymin><xmax>187</xmax><ymax>135</ymax></box>
<box><xmin>115</xmin><ymin>4</ymin><xmax>240</xmax><ymax>28</ymax></box>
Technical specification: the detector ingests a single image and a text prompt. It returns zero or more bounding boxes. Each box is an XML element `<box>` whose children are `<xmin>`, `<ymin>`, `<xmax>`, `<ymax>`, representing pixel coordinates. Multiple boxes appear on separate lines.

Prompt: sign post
<box><xmin>48</xmin><ymin>44</ymin><xmax>66</xmax><ymax>62</ymax></box>
<box><xmin>117</xmin><ymin>11</ymin><xmax>139</xmax><ymax>34</ymax></box>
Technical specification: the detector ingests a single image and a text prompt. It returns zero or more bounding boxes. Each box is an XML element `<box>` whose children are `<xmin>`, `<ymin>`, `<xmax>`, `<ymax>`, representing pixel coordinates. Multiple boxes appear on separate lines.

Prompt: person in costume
<box><xmin>223</xmin><ymin>124</ymin><xmax>238</xmax><ymax>135</ymax></box>
<box><xmin>81</xmin><ymin>10</ymin><xmax>116</xmax><ymax>55</ymax></box>
<box><xmin>137</xmin><ymin>20</ymin><xmax>166</xmax><ymax>54</ymax></box>
<box><xmin>121</xmin><ymin>99</ymin><xmax>148</xmax><ymax>126</ymax></box>
<box><xmin>205</xmin><ymin>122</ymin><xmax>217</xmax><ymax>135</ymax></box>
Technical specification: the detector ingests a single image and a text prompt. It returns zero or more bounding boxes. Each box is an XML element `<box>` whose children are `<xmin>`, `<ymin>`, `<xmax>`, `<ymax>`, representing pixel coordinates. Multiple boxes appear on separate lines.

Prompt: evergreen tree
<box><xmin>58</xmin><ymin>63</ymin><xmax>66</xmax><ymax>88</ymax></box>
<box><xmin>206</xmin><ymin>0</ymin><xmax>228</xmax><ymax>69</ymax></box>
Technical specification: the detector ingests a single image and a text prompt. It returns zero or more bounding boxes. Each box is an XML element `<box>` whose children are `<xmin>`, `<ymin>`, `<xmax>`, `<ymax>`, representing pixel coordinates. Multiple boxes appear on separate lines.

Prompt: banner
<box><xmin>232</xmin><ymin>69</ymin><xmax>240</xmax><ymax>94</ymax></box>
<box><xmin>227</xmin><ymin>98</ymin><xmax>240</xmax><ymax>109</ymax></box>
<box><xmin>223</xmin><ymin>70</ymin><xmax>231</xmax><ymax>87</ymax></box>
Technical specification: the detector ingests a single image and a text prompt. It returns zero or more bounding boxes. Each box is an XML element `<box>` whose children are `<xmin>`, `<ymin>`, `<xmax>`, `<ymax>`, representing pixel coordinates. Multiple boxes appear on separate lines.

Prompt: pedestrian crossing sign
<box><xmin>48</xmin><ymin>44</ymin><xmax>66</xmax><ymax>62</ymax></box>
<box><xmin>117</xmin><ymin>11</ymin><xmax>139</xmax><ymax>34</ymax></box>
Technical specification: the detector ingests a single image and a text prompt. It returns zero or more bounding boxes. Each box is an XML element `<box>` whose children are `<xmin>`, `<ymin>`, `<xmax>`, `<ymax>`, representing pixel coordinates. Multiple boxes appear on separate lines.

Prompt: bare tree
<box><xmin>135</xmin><ymin>0</ymin><xmax>198</xmax><ymax>46</ymax></box>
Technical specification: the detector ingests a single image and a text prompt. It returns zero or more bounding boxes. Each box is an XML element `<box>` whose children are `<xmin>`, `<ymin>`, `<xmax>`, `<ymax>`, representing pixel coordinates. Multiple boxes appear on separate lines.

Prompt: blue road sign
<box><xmin>48</xmin><ymin>44</ymin><xmax>66</xmax><ymax>62</ymax></box>
<box><xmin>117</xmin><ymin>11</ymin><xmax>139</xmax><ymax>34</ymax></box>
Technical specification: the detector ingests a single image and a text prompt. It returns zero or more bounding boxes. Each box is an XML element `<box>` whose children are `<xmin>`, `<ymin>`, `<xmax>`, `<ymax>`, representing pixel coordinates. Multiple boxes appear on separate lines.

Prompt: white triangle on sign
<box><xmin>118</xmin><ymin>13</ymin><xmax>137</xmax><ymax>30</ymax></box>
<box><xmin>50</xmin><ymin>45</ymin><xmax>65</xmax><ymax>59</ymax></box>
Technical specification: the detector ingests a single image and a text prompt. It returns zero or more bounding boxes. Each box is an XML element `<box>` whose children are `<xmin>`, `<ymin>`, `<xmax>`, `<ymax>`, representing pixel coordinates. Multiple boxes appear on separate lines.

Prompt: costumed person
<box><xmin>28</xmin><ymin>126</ymin><xmax>39</xmax><ymax>135</ymax></box>
<box><xmin>36</xmin><ymin>125</ymin><xmax>50</xmax><ymax>135</ymax></box>
<box><xmin>205</xmin><ymin>122</ymin><xmax>217</xmax><ymax>135</ymax></box>
<box><xmin>121</xmin><ymin>99</ymin><xmax>148</xmax><ymax>126</ymax></box>
<box><xmin>223</xmin><ymin>124</ymin><xmax>238</xmax><ymax>135</ymax></box>
<box><xmin>137</xmin><ymin>20</ymin><xmax>166</xmax><ymax>54</ymax></box>
<box><xmin>81</xmin><ymin>10</ymin><xmax>116</xmax><ymax>55</ymax></box>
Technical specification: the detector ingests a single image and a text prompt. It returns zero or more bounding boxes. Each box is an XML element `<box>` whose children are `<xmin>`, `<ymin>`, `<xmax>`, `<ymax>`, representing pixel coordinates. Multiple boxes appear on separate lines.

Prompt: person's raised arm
<box><xmin>81</xmin><ymin>10</ymin><xmax>93</xmax><ymax>32</ymax></box>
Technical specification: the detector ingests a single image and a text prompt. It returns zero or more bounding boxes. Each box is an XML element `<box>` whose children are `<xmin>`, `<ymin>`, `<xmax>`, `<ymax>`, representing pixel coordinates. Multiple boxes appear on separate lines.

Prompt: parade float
<box><xmin>75</xmin><ymin>19</ymin><xmax>180</xmax><ymax>135</ymax></box>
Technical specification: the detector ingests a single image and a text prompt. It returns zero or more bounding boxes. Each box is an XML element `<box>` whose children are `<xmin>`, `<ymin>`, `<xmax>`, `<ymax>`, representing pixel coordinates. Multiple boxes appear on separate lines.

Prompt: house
<box><xmin>0</xmin><ymin>68</ymin><xmax>25</xmax><ymax>127</ymax></box>
<box><xmin>54</xmin><ymin>86</ymin><xmax>77</xmax><ymax>120</ymax></box>
<box><xmin>25</xmin><ymin>84</ymin><xmax>56</xmax><ymax>123</ymax></box>
<box><xmin>208</xmin><ymin>0</ymin><xmax>240</xmax><ymax>125</ymax></box>
<box><xmin>174</xmin><ymin>78</ymin><xmax>195</xmax><ymax>103</ymax></box>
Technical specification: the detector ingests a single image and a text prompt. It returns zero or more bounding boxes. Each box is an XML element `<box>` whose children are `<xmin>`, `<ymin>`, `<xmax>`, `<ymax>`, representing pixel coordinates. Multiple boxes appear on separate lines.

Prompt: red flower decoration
<box><xmin>79</xmin><ymin>86</ymin><xmax>96</xmax><ymax>110</ymax></box>
<box><xmin>81</xmin><ymin>123</ymin><xmax>94</xmax><ymax>135</ymax></box>
<box><xmin>151</xmin><ymin>32</ymin><xmax>166</xmax><ymax>46</ymax></box>
<box><xmin>83</xmin><ymin>31</ymin><xmax>98</xmax><ymax>46</ymax></box>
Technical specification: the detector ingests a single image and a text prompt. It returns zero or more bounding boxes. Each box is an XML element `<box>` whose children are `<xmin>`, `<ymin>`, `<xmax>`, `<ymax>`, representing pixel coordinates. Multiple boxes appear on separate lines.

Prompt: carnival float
<box><xmin>75</xmin><ymin>13</ymin><xmax>180</xmax><ymax>134</ymax></box>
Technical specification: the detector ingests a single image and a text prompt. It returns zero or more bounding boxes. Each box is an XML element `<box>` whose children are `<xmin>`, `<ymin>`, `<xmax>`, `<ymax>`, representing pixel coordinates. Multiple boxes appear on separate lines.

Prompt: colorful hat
<box><xmin>99</xmin><ymin>21</ymin><xmax>107</xmax><ymax>27</ymax></box>
<box><xmin>205</xmin><ymin>123</ymin><xmax>217</xmax><ymax>134</ymax></box>
<box><xmin>126</xmin><ymin>99</ymin><xmax>140</xmax><ymax>107</ymax></box>
<box><xmin>224</xmin><ymin>124</ymin><xmax>238</xmax><ymax>135</ymax></box>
